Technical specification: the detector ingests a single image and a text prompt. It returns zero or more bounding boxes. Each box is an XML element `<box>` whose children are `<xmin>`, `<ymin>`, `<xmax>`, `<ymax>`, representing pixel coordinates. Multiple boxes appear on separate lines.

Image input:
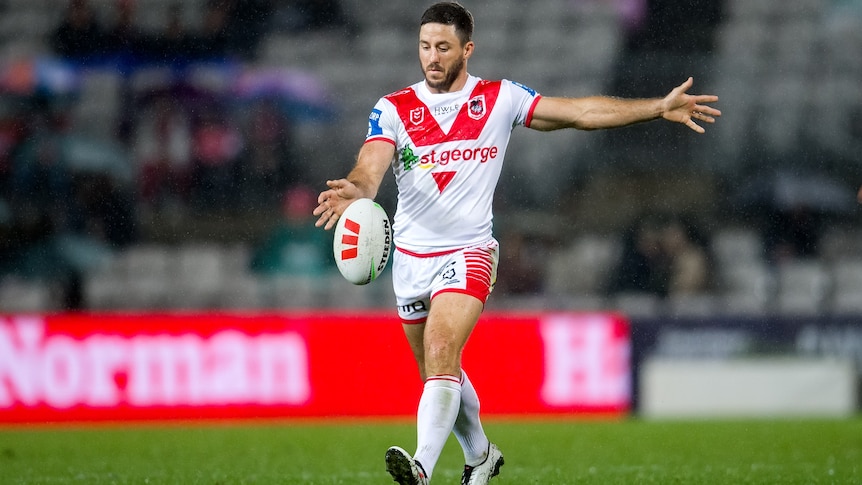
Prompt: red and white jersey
<box><xmin>366</xmin><ymin>74</ymin><xmax>541</xmax><ymax>254</ymax></box>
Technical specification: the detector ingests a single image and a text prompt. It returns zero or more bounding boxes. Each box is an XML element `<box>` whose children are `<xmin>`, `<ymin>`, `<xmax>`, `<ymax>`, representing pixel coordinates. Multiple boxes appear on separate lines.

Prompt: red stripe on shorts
<box><xmin>432</xmin><ymin>246</ymin><xmax>495</xmax><ymax>304</ymax></box>
<box><xmin>464</xmin><ymin>247</ymin><xmax>494</xmax><ymax>298</ymax></box>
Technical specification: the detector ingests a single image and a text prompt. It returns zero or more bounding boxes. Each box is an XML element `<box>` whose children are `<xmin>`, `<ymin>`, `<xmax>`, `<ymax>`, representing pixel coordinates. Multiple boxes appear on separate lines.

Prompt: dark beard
<box><xmin>424</xmin><ymin>56</ymin><xmax>465</xmax><ymax>92</ymax></box>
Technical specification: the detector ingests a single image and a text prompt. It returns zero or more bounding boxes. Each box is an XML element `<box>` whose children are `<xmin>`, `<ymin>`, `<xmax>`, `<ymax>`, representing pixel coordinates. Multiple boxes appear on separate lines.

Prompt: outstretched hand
<box><xmin>313</xmin><ymin>179</ymin><xmax>362</xmax><ymax>230</ymax></box>
<box><xmin>661</xmin><ymin>77</ymin><xmax>721</xmax><ymax>133</ymax></box>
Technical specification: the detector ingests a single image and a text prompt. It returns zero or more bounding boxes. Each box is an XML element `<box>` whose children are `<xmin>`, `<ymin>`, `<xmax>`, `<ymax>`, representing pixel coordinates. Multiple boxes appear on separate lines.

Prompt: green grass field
<box><xmin>2</xmin><ymin>417</ymin><xmax>861</xmax><ymax>484</ymax></box>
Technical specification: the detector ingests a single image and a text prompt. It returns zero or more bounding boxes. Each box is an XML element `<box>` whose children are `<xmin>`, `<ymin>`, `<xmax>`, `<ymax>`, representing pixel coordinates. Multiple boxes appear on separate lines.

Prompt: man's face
<box><xmin>419</xmin><ymin>23</ymin><xmax>472</xmax><ymax>93</ymax></box>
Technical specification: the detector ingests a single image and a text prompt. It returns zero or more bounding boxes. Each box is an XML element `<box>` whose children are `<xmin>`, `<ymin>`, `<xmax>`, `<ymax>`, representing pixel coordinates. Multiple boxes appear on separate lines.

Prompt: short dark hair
<box><xmin>420</xmin><ymin>2</ymin><xmax>473</xmax><ymax>45</ymax></box>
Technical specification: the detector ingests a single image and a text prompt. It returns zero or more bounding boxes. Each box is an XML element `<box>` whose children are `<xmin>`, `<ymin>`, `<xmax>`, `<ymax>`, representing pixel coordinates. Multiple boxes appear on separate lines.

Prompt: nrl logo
<box><xmin>410</xmin><ymin>107</ymin><xmax>425</xmax><ymax>125</ymax></box>
<box><xmin>468</xmin><ymin>95</ymin><xmax>486</xmax><ymax>120</ymax></box>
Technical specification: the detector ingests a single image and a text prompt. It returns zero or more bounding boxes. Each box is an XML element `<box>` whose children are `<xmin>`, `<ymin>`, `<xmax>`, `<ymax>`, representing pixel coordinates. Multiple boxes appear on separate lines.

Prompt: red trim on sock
<box><xmin>425</xmin><ymin>374</ymin><xmax>461</xmax><ymax>384</ymax></box>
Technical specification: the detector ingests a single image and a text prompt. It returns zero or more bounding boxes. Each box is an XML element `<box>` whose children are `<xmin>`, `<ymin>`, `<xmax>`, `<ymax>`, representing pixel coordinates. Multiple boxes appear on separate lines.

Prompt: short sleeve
<box><xmin>505</xmin><ymin>80</ymin><xmax>542</xmax><ymax>128</ymax></box>
<box><xmin>365</xmin><ymin>97</ymin><xmax>398</xmax><ymax>145</ymax></box>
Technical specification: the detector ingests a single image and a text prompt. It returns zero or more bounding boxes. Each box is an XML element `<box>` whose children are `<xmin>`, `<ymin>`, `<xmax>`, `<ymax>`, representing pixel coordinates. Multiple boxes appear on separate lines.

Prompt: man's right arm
<box><xmin>314</xmin><ymin>140</ymin><xmax>395</xmax><ymax>230</ymax></box>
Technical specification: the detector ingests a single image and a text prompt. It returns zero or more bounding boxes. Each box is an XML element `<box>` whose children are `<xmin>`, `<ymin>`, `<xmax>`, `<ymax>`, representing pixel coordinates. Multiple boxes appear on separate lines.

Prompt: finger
<box><xmin>686</xmin><ymin>118</ymin><xmax>706</xmax><ymax>134</ymax></box>
<box><xmin>316</xmin><ymin>210</ymin><xmax>339</xmax><ymax>230</ymax></box>
<box><xmin>693</xmin><ymin>95</ymin><xmax>719</xmax><ymax>104</ymax></box>
<box><xmin>677</xmin><ymin>76</ymin><xmax>694</xmax><ymax>91</ymax></box>
<box><xmin>312</xmin><ymin>197</ymin><xmax>329</xmax><ymax>216</ymax></box>
<box><xmin>324</xmin><ymin>213</ymin><xmax>339</xmax><ymax>231</ymax></box>
<box><xmin>692</xmin><ymin>111</ymin><xmax>716</xmax><ymax>124</ymax></box>
<box><xmin>694</xmin><ymin>103</ymin><xmax>721</xmax><ymax>116</ymax></box>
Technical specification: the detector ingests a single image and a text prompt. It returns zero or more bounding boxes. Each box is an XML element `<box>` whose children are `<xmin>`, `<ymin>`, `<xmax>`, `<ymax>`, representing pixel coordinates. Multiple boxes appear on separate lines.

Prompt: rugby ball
<box><xmin>333</xmin><ymin>198</ymin><xmax>392</xmax><ymax>285</ymax></box>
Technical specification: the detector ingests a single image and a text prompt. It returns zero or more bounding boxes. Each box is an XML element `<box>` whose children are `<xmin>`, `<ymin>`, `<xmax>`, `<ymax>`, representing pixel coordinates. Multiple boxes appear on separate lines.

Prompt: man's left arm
<box><xmin>529</xmin><ymin>77</ymin><xmax>720</xmax><ymax>133</ymax></box>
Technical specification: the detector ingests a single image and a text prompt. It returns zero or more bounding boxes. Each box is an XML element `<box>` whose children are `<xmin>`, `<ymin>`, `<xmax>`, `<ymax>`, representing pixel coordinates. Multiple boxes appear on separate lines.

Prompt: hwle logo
<box><xmin>434</xmin><ymin>103</ymin><xmax>461</xmax><ymax>116</ymax></box>
<box><xmin>340</xmin><ymin>219</ymin><xmax>361</xmax><ymax>260</ymax></box>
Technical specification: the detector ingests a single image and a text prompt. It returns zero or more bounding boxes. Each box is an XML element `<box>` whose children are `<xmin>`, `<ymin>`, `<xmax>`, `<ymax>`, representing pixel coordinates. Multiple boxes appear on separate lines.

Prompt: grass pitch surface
<box><xmin>1</xmin><ymin>418</ymin><xmax>860</xmax><ymax>484</ymax></box>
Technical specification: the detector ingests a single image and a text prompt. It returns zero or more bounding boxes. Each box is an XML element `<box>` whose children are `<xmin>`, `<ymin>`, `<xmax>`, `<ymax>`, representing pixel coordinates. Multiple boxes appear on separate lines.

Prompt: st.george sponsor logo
<box><xmin>0</xmin><ymin>317</ymin><xmax>310</xmax><ymax>408</ymax></box>
<box><xmin>400</xmin><ymin>145</ymin><xmax>500</xmax><ymax>171</ymax></box>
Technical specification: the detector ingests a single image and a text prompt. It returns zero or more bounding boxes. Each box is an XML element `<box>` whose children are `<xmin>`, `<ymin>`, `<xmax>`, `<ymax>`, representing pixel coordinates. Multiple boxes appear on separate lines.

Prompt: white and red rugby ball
<box><xmin>333</xmin><ymin>198</ymin><xmax>392</xmax><ymax>285</ymax></box>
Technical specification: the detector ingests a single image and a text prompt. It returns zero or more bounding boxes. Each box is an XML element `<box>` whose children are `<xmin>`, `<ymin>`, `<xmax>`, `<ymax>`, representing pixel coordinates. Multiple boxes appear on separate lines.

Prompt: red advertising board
<box><xmin>0</xmin><ymin>311</ymin><xmax>630</xmax><ymax>423</ymax></box>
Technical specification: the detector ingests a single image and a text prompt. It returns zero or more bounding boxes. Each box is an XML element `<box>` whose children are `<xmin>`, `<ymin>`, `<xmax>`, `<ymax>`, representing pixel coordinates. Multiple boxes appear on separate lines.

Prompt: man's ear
<box><xmin>464</xmin><ymin>41</ymin><xmax>474</xmax><ymax>60</ymax></box>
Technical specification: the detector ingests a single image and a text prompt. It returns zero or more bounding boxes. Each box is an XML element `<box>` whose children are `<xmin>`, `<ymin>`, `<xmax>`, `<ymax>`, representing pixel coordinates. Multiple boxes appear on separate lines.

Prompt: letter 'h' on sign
<box><xmin>539</xmin><ymin>315</ymin><xmax>631</xmax><ymax>407</ymax></box>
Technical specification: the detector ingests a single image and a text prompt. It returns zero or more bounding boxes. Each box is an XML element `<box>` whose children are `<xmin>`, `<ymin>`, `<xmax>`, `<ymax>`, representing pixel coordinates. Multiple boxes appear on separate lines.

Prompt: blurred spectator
<box><xmin>103</xmin><ymin>0</ymin><xmax>143</xmax><ymax>59</ymax></box>
<box><xmin>51</xmin><ymin>0</ymin><xmax>273</xmax><ymax>64</ymax></box>
<box><xmin>250</xmin><ymin>184</ymin><xmax>335</xmax><ymax>277</ymax></box>
<box><xmin>191</xmin><ymin>0</ymin><xmax>274</xmax><ymax>59</ymax></box>
<box><xmin>624</xmin><ymin>0</ymin><xmax>722</xmax><ymax>53</ymax></box>
<box><xmin>0</xmin><ymin>106</ymin><xmax>29</xmax><ymax>195</ymax></box>
<box><xmin>222</xmin><ymin>0</ymin><xmax>275</xmax><ymax>58</ymax></box>
<box><xmin>609</xmin><ymin>213</ymin><xmax>712</xmax><ymax>298</ymax></box>
<box><xmin>236</xmin><ymin>99</ymin><xmax>299</xmax><ymax>210</ymax></box>
<box><xmin>190</xmin><ymin>0</ymin><xmax>231</xmax><ymax>58</ymax></box>
<box><xmin>67</xmin><ymin>173</ymin><xmax>137</xmax><ymax>249</ymax></box>
<box><xmin>51</xmin><ymin>0</ymin><xmax>104</xmax><ymax>60</ymax></box>
<box><xmin>6</xmin><ymin>99</ymin><xmax>136</xmax><ymax>308</ymax></box>
<box><xmin>147</xmin><ymin>4</ymin><xmax>196</xmax><ymax>61</ymax></box>
<box><xmin>133</xmin><ymin>95</ymin><xmax>193</xmax><ymax>211</ymax></box>
<box><xmin>9</xmin><ymin>111</ymin><xmax>72</xmax><ymax>211</ymax></box>
<box><xmin>763</xmin><ymin>205</ymin><xmax>823</xmax><ymax>264</ymax></box>
<box><xmin>661</xmin><ymin>215</ymin><xmax>711</xmax><ymax>296</ymax></box>
<box><xmin>495</xmin><ymin>228</ymin><xmax>546</xmax><ymax>295</ymax></box>
<box><xmin>60</xmin><ymin>173</ymin><xmax>137</xmax><ymax>308</ymax></box>
<box><xmin>608</xmin><ymin>213</ymin><xmax>669</xmax><ymax>297</ymax></box>
<box><xmin>272</xmin><ymin>0</ymin><xmax>353</xmax><ymax>34</ymax></box>
<box><xmin>188</xmin><ymin>106</ymin><xmax>243</xmax><ymax>209</ymax></box>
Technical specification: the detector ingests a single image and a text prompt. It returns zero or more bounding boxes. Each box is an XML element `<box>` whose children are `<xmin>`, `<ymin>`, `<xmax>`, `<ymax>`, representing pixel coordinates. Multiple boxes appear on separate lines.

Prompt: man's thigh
<box><xmin>421</xmin><ymin>292</ymin><xmax>485</xmax><ymax>376</ymax></box>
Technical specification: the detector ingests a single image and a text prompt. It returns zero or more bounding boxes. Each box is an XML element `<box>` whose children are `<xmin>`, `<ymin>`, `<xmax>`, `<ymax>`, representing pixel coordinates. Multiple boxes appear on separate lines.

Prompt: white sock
<box><xmin>414</xmin><ymin>375</ymin><xmax>461</xmax><ymax>479</ymax></box>
<box><xmin>453</xmin><ymin>370</ymin><xmax>490</xmax><ymax>466</ymax></box>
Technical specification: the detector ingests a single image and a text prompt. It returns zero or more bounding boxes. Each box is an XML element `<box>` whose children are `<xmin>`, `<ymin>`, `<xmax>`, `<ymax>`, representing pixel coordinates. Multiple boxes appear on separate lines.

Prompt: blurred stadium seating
<box><xmin>0</xmin><ymin>0</ymin><xmax>860</xmax><ymax>315</ymax></box>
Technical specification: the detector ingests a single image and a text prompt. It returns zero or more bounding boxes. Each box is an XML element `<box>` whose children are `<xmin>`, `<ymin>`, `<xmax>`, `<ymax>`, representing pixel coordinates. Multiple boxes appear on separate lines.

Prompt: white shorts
<box><xmin>393</xmin><ymin>239</ymin><xmax>499</xmax><ymax>324</ymax></box>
